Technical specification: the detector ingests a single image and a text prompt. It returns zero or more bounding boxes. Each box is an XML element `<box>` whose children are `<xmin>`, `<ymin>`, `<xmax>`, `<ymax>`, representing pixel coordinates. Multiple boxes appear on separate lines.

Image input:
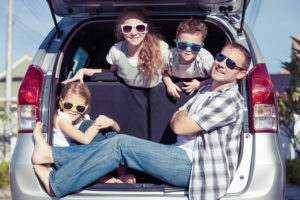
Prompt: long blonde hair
<box><xmin>115</xmin><ymin>7</ymin><xmax>163</xmax><ymax>80</ymax></box>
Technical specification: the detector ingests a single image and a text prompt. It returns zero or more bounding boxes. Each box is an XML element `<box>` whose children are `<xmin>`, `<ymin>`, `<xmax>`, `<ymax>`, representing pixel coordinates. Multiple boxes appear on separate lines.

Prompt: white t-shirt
<box><xmin>52</xmin><ymin>111</ymin><xmax>90</xmax><ymax>147</ymax></box>
<box><xmin>174</xmin><ymin>89</ymin><xmax>215</xmax><ymax>161</ymax></box>
<box><xmin>175</xmin><ymin>63</ymin><xmax>199</xmax><ymax>78</ymax></box>
<box><xmin>106</xmin><ymin>40</ymin><xmax>169</xmax><ymax>88</ymax></box>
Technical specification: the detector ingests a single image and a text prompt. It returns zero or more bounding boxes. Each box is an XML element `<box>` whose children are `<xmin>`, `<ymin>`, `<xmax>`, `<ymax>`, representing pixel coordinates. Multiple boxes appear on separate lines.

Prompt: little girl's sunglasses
<box><xmin>176</xmin><ymin>40</ymin><xmax>203</xmax><ymax>53</ymax></box>
<box><xmin>61</xmin><ymin>100</ymin><xmax>88</xmax><ymax>114</ymax></box>
<box><xmin>215</xmin><ymin>53</ymin><xmax>245</xmax><ymax>71</ymax></box>
<box><xmin>121</xmin><ymin>23</ymin><xmax>148</xmax><ymax>34</ymax></box>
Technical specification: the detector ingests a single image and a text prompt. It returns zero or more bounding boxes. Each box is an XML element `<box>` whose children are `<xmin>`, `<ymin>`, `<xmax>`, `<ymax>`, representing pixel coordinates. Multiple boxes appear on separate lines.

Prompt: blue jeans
<box><xmin>69</xmin><ymin>120</ymin><xmax>117</xmax><ymax>146</ymax></box>
<box><xmin>50</xmin><ymin>134</ymin><xmax>192</xmax><ymax>197</ymax></box>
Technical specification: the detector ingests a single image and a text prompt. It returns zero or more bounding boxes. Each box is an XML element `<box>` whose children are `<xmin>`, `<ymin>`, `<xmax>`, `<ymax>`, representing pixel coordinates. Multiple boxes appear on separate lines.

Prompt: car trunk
<box><xmin>49</xmin><ymin>17</ymin><xmax>230</xmax><ymax>196</ymax></box>
<box><xmin>47</xmin><ymin>0</ymin><xmax>250</xmax><ymax>39</ymax></box>
<box><xmin>57</xmin><ymin>17</ymin><xmax>229</xmax><ymax>81</ymax></box>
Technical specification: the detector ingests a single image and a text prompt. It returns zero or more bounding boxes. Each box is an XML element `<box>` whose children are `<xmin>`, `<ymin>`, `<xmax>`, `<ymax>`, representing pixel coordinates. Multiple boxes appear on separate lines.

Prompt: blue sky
<box><xmin>0</xmin><ymin>0</ymin><xmax>300</xmax><ymax>74</ymax></box>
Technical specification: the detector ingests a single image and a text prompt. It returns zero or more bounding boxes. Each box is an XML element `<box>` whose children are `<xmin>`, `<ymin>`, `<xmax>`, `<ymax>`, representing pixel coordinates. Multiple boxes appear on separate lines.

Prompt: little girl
<box><xmin>63</xmin><ymin>7</ymin><xmax>169</xmax><ymax>88</ymax></box>
<box><xmin>53</xmin><ymin>82</ymin><xmax>119</xmax><ymax>146</ymax></box>
<box><xmin>36</xmin><ymin>82</ymin><xmax>135</xmax><ymax>183</ymax></box>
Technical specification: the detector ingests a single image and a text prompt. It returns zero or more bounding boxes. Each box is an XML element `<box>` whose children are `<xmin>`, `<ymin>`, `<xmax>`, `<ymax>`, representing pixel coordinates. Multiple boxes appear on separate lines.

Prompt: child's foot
<box><xmin>33</xmin><ymin>165</ymin><xmax>55</xmax><ymax>196</ymax></box>
<box><xmin>99</xmin><ymin>174</ymin><xmax>124</xmax><ymax>184</ymax></box>
<box><xmin>32</xmin><ymin>122</ymin><xmax>54</xmax><ymax>164</ymax></box>
<box><xmin>118</xmin><ymin>173</ymin><xmax>136</xmax><ymax>184</ymax></box>
<box><xmin>116</xmin><ymin>166</ymin><xmax>136</xmax><ymax>183</ymax></box>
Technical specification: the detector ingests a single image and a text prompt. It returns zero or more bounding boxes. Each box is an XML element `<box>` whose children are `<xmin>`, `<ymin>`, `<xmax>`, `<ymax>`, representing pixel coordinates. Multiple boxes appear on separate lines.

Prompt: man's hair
<box><xmin>223</xmin><ymin>42</ymin><xmax>251</xmax><ymax>70</ymax></box>
<box><xmin>176</xmin><ymin>18</ymin><xmax>208</xmax><ymax>41</ymax></box>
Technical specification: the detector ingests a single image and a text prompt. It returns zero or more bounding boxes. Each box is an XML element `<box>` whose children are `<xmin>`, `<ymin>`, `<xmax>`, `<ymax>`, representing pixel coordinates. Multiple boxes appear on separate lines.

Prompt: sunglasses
<box><xmin>121</xmin><ymin>23</ymin><xmax>148</xmax><ymax>34</ymax></box>
<box><xmin>61</xmin><ymin>100</ymin><xmax>88</xmax><ymax>114</ymax></box>
<box><xmin>176</xmin><ymin>40</ymin><xmax>203</xmax><ymax>53</ymax></box>
<box><xmin>215</xmin><ymin>53</ymin><xmax>245</xmax><ymax>71</ymax></box>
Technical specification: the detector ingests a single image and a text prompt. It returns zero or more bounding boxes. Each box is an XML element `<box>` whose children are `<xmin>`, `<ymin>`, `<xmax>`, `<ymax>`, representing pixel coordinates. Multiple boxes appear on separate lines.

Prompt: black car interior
<box><xmin>54</xmin><ymin>18</ymin><xmax>230</xmax><ymax>189</ymax></box>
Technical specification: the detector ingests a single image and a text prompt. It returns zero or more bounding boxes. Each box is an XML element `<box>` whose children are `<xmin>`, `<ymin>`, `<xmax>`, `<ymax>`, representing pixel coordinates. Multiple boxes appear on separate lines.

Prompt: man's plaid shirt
<box><xmin>179</xmin><ymin>83</ymin><xmax>244</xmax><ymax>200</ymax></box>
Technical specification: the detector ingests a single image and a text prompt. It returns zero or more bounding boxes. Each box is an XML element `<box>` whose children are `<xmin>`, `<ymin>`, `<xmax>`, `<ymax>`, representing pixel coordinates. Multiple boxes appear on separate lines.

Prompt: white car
<box><xmin>10</xmin><ymin>0</ymin><xmax>285</xmax><ymax>199</ymax></box>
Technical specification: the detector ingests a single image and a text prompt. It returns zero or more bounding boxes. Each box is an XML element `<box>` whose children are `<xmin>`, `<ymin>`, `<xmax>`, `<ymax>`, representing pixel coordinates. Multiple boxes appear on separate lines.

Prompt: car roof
<box><xmin>48</xmin><ymin>0</ymin><xmax>250</xmax><ymax>17</ymax></box>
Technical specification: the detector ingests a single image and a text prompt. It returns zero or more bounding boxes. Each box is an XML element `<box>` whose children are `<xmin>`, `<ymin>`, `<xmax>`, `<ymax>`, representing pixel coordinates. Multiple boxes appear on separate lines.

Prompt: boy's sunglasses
<box><xmin>121</xmin><ymin>23</ymin><xmax>148</xmax><ymax>34</ymax></box>
<box><xmin>176</xmin><ymin>40</ymin><xmax>203</xmax><ymax>53</ymax></box>
<box><xmin>216</xmin><ymin>53</ymin><xmax>245</xmax><ymax>71</ymax></box>
<box><xmin>61</xmin><ymin>100</ymin><xmax>88</xmax><ymax>114</ymax></box>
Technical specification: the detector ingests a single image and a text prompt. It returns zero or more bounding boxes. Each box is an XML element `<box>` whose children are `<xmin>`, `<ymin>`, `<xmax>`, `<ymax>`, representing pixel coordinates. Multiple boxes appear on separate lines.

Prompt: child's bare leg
<box><xmin>117</xmin><ymin>165</ymin><xmax>136</xmax><ymax>184</ymax></box>
<box><xmin>32</xmin><ymin>122</ymin><xmax>54</xmax><ymax>164</ymax></box>
<box><xmin>33</xmin><ymin>165</ymin><xmax>55</xmax><ymax>196</ymax></box>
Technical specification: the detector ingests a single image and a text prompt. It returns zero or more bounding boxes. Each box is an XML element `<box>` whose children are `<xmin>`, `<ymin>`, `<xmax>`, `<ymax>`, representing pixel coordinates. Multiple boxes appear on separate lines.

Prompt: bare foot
<box><xmin>98</xmin><ymin>174</ymin><xmax>124</xmax><ymax>184</ymax></box>
<box><xmin>33</xmin><ymin>165</ymin><xmax>55</xmax><ymax>196</ymax></box>
<box><xmin>116</xmin><ymin>166</ymin><xmax>136</xmax><ymax>183</ymax></box>
<box><xmin>118</xmin><ymin>173</ymin><xmax>136</xmax><ymax>184</ymax></box>
<box><xmin>32</xmin><ymin>122</ymin><xmax>54</xmax><ymax>164</ymax></box>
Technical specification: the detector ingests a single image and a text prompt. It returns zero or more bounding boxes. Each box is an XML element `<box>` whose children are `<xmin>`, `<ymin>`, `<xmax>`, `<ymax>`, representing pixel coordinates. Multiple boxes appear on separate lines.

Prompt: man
<box><xmin>32</xmin><ymin>42</ymin><xmax>251</xmax><ymax>199</ymax></box>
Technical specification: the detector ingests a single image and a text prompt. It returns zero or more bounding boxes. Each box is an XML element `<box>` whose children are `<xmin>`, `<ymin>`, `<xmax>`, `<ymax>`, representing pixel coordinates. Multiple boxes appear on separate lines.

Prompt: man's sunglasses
<box><xmin>216</xmin><ymin>53</ymin><xmax>245</xmax><ymax>71</ymax></box>
<box><xmin>121</xmin><ymin>23</ymin><xmax>148</xmax><ymax>34</ymax></box>
<box><xmin>61</xmin><ymin>100</ymin><xmax>88</xmax><ymax>114</ymax></box>
<box><xmin>176</xmin><ymin>40</ymin><xmax>203</xmax><ymax>53</ymax></box>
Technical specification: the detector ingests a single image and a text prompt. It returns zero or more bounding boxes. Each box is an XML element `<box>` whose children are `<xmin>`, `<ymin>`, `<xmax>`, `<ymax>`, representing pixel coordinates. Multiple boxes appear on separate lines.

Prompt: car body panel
<box><xmin>49</xmin><ymin>0</ymin><xmax>250</xmax><ymax>17</ymax></box>
<box><xmin>10</xmin><ymin>1</ymin><xmax>285</xmax><ymax>199</ymax></box>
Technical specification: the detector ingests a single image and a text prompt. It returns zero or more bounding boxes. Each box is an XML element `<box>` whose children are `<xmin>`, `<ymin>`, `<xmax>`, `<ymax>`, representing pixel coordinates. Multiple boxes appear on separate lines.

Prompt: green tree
<box><xmin>277</xmin><ymin>37</ymin><xmax>300</xmax><ymax>157</ymax></box>
<box><xmin>0</xmin><ymin>161</ymin><xmax>9</xmax><ymax>189</ymax></box>
<box><xmin>0</xmin><ymin>103</ymin><xmax>17</xmax><ymax>160</ymax></box>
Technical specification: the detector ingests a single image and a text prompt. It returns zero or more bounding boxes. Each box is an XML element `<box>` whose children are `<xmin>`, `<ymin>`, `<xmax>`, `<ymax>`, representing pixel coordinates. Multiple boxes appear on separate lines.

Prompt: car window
<box><xmin>67</xmin><ymin>47</ymin><xmax>89</xmax><ymax>79</ymax></box>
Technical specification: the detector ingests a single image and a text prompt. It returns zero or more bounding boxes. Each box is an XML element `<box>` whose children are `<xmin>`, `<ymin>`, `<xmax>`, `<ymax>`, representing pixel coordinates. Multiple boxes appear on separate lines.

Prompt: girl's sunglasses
<box><xmin>216</xmin><ymin>53</ymin><xmax>245</xmax><ymax>71</ymax></box>
<box><xmin>61</xmin><ymin>100</ymin><xmax>88</xmax><ymax>114</ymax></box>
<box><xmin>121</xmin><ymin>23</ymin><xmax>148</xmax><ymax>34</ymax></box>
<box><xmin>176</xmin><ymin>40</ymin><xmax>203</xmax><ymax>53</ymax></box>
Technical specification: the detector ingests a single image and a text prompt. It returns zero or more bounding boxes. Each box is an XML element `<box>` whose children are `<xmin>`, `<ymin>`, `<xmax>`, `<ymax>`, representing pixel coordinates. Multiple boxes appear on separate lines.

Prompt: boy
<box><xmin>163</xmin><ymin>18</ymin><xmax>214</xmax><ymax>98</ymax></box>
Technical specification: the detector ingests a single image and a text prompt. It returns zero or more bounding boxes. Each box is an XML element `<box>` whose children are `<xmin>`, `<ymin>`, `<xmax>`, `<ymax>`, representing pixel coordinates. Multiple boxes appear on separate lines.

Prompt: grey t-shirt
<box><xmin>165</xmin><ymin>47</ymin><xmax>214</xmax><ymax>78</ymax></box>
<box><xmin>106</xmin><ymin>40</ymin><xmax>169</xmax><ymax>88</ymax></box>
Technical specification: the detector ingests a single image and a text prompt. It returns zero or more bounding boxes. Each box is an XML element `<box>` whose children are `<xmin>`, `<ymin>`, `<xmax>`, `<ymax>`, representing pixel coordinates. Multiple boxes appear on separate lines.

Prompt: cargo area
<box><xmin>51</xmin><ymin>17</ymin><xmax>229</xmax><ymax>194</ymax></box>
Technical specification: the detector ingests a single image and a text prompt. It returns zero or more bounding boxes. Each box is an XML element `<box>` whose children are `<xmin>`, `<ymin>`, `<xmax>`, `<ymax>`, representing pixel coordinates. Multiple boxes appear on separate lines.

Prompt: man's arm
<box><xmin>170</xmin><ymin>110</ymin><xmax>204</xmax><ymax>135</ymax></box>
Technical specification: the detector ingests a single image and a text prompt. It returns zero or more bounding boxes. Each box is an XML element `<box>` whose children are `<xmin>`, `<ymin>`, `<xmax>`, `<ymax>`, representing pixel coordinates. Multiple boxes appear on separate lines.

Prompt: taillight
<box><xmin>18</xmin><ymin>65</ymin><xmax>44</xmax><ymax>133</ymax></box>
<box><xmin>248</xmin><ymin>63</ymin><xmax>278</xmax><ymax>133</ymax></box>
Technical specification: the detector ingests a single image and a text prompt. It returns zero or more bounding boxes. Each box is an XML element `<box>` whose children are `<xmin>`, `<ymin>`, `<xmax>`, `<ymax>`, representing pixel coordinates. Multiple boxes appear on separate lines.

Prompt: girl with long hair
<box><xmin>63</xmin><ymin>7</ymin><xmax>169</xmax><ymax>88</ymax></box>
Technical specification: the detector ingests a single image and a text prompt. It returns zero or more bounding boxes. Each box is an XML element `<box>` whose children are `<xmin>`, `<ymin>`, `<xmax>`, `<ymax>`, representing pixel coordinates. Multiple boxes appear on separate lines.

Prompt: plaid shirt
<box><xmin>179</xmin><ymin>83</ymin><xmax>244</xmax><ymax>200</ymax></box>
